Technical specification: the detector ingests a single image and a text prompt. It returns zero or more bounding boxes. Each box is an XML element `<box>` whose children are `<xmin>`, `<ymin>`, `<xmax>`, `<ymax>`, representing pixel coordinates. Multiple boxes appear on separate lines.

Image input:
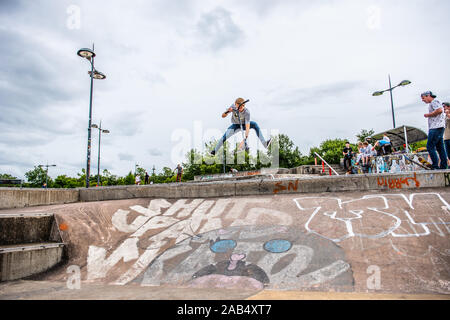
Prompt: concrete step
<box><xmin>0</xmin><ymin>242</ymin><xmax>65</xmax><ymax>281</ymax></box>
<box><xmin>0</xmin><ymin>213</ymin><xmax>61</xmax><ymax>246</ymax></box>
<box><xmin>0</xmin><ymin>213</ymin><xmax>65</xmax><ymax>282</ymax></box>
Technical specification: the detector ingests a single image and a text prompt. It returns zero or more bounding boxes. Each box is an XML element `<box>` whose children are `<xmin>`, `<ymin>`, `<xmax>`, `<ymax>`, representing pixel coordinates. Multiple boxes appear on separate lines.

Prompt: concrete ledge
<box><xmin>77</xmin><ymin>170</ymin><xmax>450</xmax><ymax>202</ymax></box>
<box><xmin>2</xmin><ymin>170</ymin><xmax>449</xmax><ymax>206</ymax></box>
<box><xmin>0</xmin><ymin>244</ymin><xmax>64</xmax><ymax>281</ymax></box>
<box><xmin>0</xmin><ymin>188</ymin><xmax>79</xmax><ymax>209</ymax></box>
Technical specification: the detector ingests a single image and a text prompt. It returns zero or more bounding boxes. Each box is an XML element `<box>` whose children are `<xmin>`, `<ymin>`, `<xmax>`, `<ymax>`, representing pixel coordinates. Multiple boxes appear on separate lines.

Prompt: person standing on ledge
<box><xmin>442</xmin><ymin>102</ymin><xmax>450</xmax><ymax>166</ymax></box>
<box><xmin>211</xmin><ymin>98</ymin><xmax>272</xmax><ymax>155</ymax></box>
<box><xmin>174</xmin><ymin>164</ymin><xmax>183</xmax><ymax>182</ymax></box>
<box><xmin>421</xmin><ymin>91</ymin><xmax>447</xmax><ymax>170</ymax></box>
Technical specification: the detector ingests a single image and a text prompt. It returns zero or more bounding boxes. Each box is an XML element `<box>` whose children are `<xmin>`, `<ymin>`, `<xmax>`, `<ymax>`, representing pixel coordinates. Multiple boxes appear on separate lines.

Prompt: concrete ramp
<box><xmin>1</xmin><ymin>188</ymin><xmax>448</xmax><ymax>297</ymax></box>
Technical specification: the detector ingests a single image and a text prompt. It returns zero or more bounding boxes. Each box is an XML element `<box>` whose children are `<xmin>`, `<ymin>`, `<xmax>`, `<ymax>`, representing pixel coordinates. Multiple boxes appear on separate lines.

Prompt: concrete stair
<box><xmin>0</xmin><ymin>213</ymin><xmax>65</xmax><ymax>281</ymax></box>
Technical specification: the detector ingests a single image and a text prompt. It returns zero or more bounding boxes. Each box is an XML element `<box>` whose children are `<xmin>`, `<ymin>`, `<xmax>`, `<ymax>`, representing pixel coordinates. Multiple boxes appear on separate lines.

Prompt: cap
<box><xmin>443</xmin><ymin>102</ymin><xmax>450</xmax><ymax>107</ymax></box>
<box><xmin>421</xmin><ymin>91</ymin><xmax>437</xmax><ymax>98</ymax></box>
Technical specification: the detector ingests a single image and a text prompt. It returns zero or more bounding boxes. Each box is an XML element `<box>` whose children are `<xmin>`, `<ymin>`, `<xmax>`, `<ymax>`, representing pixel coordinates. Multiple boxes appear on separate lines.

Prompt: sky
<box><xmin>1</xmin><ymin>0</ymin><xmax>450</xmax><ymax>180</ymax></box>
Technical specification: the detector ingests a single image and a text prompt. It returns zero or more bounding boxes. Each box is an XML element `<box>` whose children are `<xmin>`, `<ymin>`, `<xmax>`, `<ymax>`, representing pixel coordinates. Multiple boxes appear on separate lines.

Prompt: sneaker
<box><xmin>210</xmin><ymin>150</ymin><xmax>216</xmax><ymax>156</ymax></box>
<box><xmin>266</xmin><ymin>138</ymin><xmax>272</xmax><ymax>149</ymax></box>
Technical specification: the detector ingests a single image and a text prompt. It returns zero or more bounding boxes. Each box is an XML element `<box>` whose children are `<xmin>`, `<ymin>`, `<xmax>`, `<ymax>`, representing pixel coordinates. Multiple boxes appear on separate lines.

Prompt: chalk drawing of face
<box><xmin>138</xmin><ymin>225</ymin><xmax>353</xmax><ymax>291</ymax></box>
<box><xmin>189</xmin><ymin>239</ymin><xmax>270</xmax><ymax>290</ymax></box>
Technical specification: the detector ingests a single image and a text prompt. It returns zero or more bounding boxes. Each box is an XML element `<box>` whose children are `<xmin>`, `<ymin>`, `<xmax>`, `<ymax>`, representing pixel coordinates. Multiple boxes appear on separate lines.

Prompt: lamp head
<box><xmin>399</xmin><ymin>80</ymin><xmax>411</xmax><ymax>86</ymax></box>
<box><xmin>91</xmin><ymin>124</ymin><xmax>99</xmax><ymax>128</ymax></box>
<box><xmin>88</xmin><ymin>70</ymin><xmax>106</xmax><ymax>80</ymax></box>
<box><xmin>372</xmin><ymin>91</ymin><xmax>384</xmax><ymax>96</ymax></box>
<box><xmin>77</xmin><ymin>48</ymin><xmax>96</xmax><ymax>59</ymax></box>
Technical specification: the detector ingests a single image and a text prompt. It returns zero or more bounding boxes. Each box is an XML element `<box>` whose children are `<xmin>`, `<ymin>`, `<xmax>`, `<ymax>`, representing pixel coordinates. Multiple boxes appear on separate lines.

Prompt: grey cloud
<box><xmin>196</xmin><ymin>7</ymin><xmax>244</xmax><ymax>51</ymax></box>
<box><xmin>269</xmin><ymin>81</ymin><xmax>361</xmax><ymax>108</ymax></box>
<box><xmin>0</xmin><ymin>0</ymin><xmax>24</xmax><ymax>14</ymax></box>
<box><xmin>109</xmin><ymin>116</ymin><xmax>142</xmax><ymax>137</ymax></box>
<box><xmin>148</xmin><ymin>148</ymin><xmax>162</xmax><ymax>156</ymax></box>
<box><xmin>0</xmin><ymin>150</ymin><xmax>35</xmax><ymax>168</ymax></box>
<box><xmin>230</xmin><ymin>0</ymin><xmax>335</xmax><ymax>17</ymax></box>
<box><xmin>0</xmin><ymin>28</ymin><xmax>85</xmax><ymax>139</ymax></box>
<box><xmin>118</xmin><ymin>153</ymin><xmax>134</xmax><ymax>161</ymax></box>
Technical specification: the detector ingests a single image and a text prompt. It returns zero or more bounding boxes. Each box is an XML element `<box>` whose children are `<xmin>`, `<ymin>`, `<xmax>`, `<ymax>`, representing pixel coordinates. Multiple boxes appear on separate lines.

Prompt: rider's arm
<box><xmin>245</xmin><ymin>123</ymin><xmax>250</xmax><ymax>139</ymax></box>
<box><xmin>222</xmin><ymin>107</ymin><xmax>233</xmax><ymax>118</ymax></box>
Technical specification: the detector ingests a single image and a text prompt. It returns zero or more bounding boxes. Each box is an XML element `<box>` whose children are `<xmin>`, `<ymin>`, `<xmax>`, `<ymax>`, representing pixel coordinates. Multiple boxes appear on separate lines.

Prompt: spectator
<box><xmin>174</xmin><ymin>164</ymin><xmax>183</xmax><ymax>182</ymax></box>
<box><xmin>355</xmin><ymin>142</ymin><xmax>364</xmax><ymax>165</ymax></box>
<box><xmin>421</xmin><ymin>91</ymin><xmax>447</xmax><ymax>169</ymax></box>
<box><xmin>362</xmin><ymin>141</ymin><xmax>373</xmax><ymax>166</ymax></box>
<box><xmin>443</xmin><ymin>102</ymin><xmax>450</xmax><ymax>165</ymax></box>
<box><xmin>372</xmin><ymin>139</ymin><xmax>392</xmax><ymax>156</ymax></box>
<box><xmin>342</xmin><ymin>141</ymin><xmax>353</xmax><ymax>170</ymax></box>
<box><xmin>135</xmin><ymin>174</ymin><xmax>141</xmax><ymax>185</ymax></box>
<box><xmin>230</xmin><ymin>168</ymin><xmax>238</xmax><ymax>173</ymax></box>
<box><xmin>144</xmin><ymin>171</ymin><xmax>149</xmax><ymax>184</ymax></box>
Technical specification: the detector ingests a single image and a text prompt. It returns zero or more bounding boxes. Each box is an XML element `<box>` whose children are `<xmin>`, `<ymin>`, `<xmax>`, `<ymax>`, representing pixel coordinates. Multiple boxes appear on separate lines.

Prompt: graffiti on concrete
<box><xmin>360</xmin><ymin>153</ymin><xmax>429</xmax><ymax>174</ymax></box>
<box><xmin>137</xmin><ymin>226</ymin><xmax>353</xmax><ymax>290</ymax></box>
<box><xmin>293</xmin><ymin>193</ymin><xmax>450</xmax><ymax>242</ymax></box>
<box><xmin>83</xmin><ymin>193</ymin><xmax>449</xmax><ymax>290</ymax></box>
<box><xmin>376</xmin><ymin>172</ymin><xmax>420</xmax><ymax>189</ymax></box>
<box><xmin>445</xmin><ymin>173</ymin><xmax>450</xmax><ymax>187</ymax></box>
<box><xmin>87</xmin><ymin>198</ymin><xmax>293</xmax><ymax>285</ymax></box>
<box><xmin>273</xmin><ymin>180</ymin><xmax>299</xmax><ymax>194</ymax></box>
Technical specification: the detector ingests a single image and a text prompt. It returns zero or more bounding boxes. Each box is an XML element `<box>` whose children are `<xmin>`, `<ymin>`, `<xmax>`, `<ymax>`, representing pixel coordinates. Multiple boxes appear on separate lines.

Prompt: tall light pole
<box><xmin>77</xmin><ymin>44</ymin><xmax>106</xmax><ymax>188</ymax></box>
<box><xmin>372</xmin><ymin>75</ymin><xmax>411</xmax><ymax>129</ymax></box>
<box><xmin>38</xmin><ymin>164</ymin><xmax>56</xmax><ymax>188</ymax></box>
<box><xmin>91</xmin><ymin>121</ymin><xmax>110</xmax><ymax>186</ymax></box>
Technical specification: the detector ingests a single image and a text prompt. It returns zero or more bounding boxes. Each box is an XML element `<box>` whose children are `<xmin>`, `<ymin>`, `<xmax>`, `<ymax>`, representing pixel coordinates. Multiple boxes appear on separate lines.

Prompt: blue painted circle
<box><xmin>210</xmin><ymin>239</ymin><xmax>237</xmax><ymax>253</ymax></box>
<box><xmin>263</xmin><ymin>239</ymin><xmax>292</xmax><ymax>253</ymax></box>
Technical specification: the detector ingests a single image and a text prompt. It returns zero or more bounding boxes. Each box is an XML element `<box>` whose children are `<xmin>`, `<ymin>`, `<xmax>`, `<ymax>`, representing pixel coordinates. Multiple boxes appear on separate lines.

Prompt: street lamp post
<box><xmin>77</xmin><ymin>44</ymin><xmax>106</xmax><ymax>188</ymax></box>
<box><xmin>372</xmin><ymin>75</ymin><xmax>411</xmax><ymax>129</ymax></box>
<box><xmin>91</xmin><ymin>121</ymin><xmax>110</xmax><ymax>186</ymax></box>
<box><xmin>38</xmin><ymin>164</ymin><xmax>56</xmax><ymax>188</ymax></box>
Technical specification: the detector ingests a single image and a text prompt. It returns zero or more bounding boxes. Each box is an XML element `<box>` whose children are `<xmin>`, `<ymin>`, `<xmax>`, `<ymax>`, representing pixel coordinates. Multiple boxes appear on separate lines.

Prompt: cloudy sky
<box><xmin>1</xmin><ymin>0</ymin><xmax>450</xmax><ymax>180</ymax></box>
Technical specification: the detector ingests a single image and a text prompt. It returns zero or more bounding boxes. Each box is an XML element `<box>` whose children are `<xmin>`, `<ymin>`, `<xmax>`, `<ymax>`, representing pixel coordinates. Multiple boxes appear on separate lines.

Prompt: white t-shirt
<box><xmin>428</xmin><ymin>99</ymin><xmax>445</xmax><ymax>129</ymax></box>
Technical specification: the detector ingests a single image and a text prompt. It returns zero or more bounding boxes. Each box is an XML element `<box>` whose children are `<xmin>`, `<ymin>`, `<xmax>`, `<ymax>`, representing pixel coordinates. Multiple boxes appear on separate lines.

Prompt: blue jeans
<box><xmin>427</xmin><ymin>127</ymin><xmax>447</xmax><ymax>169</ymax></box>
<box><xmin>445</xmin><ymin>139</ymin><xmax>450</xmax><ymax>161</ymax></box>
<box><xmin>214</xmin><ymin>121</ymin><xmax>267</xmax><ymax>152</ymax></box>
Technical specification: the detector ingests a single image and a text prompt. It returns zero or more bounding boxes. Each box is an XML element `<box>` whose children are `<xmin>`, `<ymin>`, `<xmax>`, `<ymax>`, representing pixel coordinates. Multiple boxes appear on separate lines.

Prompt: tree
<box><xmin>102</xmin><ymin>169</ymin><xmax>119</xmax><ymax>186</ymax></box>
<box><xmin>317</xmin><ymin>139</ymin><xmax>349</xmax><ymax>164</ymax></box>
<box><xmin>25</xmin><ymin>166</ymin><xmax>52</xmax><ymax>187</ymax></box>
<box><xmin>0</xmin><ymin>173</ymin><xmax>17</xmax><ymax>179</ymax></box>
<box><xmin>268</xmin><ymin>134</ymin><xmax>303</xmax><ymax>168</ymax></box>
<box><xmin>53</xmin><ymin>175</ymin><xmax>81</xmax><ymax>188</ymax></box>
<box><xmin>136</xmin><ymin>167</ymin><xmax>147</xmax><ymax>183</ymax></box>
<box><xmin>124</xmin><ymin>171</ymin><xmax>135</xmax><ymax>185</ymax></box>
<box><xmin>356</xmin><ymin>129</ymin><xmax>375</xmax><ymax>142</ymax></box>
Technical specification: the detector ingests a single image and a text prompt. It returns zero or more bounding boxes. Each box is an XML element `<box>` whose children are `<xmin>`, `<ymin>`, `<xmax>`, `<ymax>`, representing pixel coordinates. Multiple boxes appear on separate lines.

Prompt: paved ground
<box><xmin>1</xmin><ymin>187</ymin><xmax>449</xmax><ymax>299</ymax></box>
<box><xmin>1</xmin><ymin>280</ymin><xmax>448</xmax><ymax>300</ymax></box>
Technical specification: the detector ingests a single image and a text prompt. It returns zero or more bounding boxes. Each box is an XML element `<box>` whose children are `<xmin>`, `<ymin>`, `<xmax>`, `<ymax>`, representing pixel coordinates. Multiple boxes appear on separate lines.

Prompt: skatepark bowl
<box><xmin>0</xmin><ymin>170</ymin><xmax>449</xmax><ymax>300</ymax></box>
